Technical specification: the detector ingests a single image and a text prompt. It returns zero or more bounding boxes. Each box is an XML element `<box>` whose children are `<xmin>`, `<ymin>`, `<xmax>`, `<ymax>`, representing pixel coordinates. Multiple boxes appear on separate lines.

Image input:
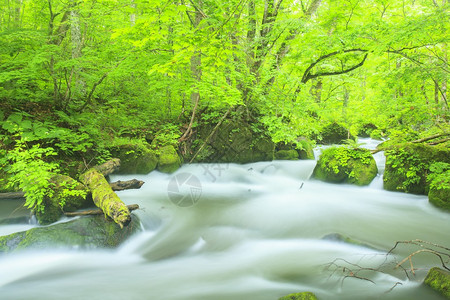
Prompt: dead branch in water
<box><xmin>64</xmin><ymin>204</ymin><xmax>139</xmax><ymax>217</ymax></box>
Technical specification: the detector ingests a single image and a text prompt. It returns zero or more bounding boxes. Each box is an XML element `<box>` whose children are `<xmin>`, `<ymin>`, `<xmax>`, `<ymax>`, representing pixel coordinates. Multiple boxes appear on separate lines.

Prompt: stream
<box><xmin>0</xmin><ymin>138</ymin><xmax>449</xmax><ymax>300</ymax></box>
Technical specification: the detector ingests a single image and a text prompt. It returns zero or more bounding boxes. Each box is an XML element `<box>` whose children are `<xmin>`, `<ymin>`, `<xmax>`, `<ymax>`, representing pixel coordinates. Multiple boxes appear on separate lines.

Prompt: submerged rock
<box><xmin>278</xmin><ymin>291</ymin><xmax>318</xmax><ymax>300</ymax></box>
<box><xmin>313</xmin><ymin>147</ymin><xmax>378</xmax><ymax>186</ymax></box>
<box><xmin>423</xmin><ymin>267</ymin><xmax>450</xmax><ymax>299</ymax></box>
<box><xmin>0</xmin><ymin>215</ymin><xmax>141</xmax><ymax>253</ymax></box>
<box><xmin>157</xmin><ymin>145</ymin><xmax>182</xmax><ymax>173</ymax></box>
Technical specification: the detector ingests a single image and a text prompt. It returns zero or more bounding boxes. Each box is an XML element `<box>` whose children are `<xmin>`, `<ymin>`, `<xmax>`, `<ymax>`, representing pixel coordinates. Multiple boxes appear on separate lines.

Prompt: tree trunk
<box><xmin>110</xmin><ymin>179</ymin><xmax>144</xmax><ymax>191</ymax></box>
<box><xmin>79</xmin><ymin>168</ymin><xmax>131</xmax><ymax>228</ymax></box>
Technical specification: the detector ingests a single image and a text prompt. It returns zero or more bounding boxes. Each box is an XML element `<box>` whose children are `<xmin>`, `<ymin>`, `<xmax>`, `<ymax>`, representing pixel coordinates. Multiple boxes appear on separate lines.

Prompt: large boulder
<box><xmin>0</xmin><ymin>215</ymin><xmax>140</xmax><ymax>253</ymax></box>
<box><xmin>384</xmin><ymin>144</ymin><xmax>450</xmax><ymax>194</ymax></box>
<box><xmin>190</xmin><ymin>117</ymin><xmax>274</xmax><ymax>164</ymax></box>
<box><xmin>157</xmin><ymin>145</ymin><xmax>182</xmax><ymax>173</ymax></box>
<box><xmin>423</xmin><ymin>267</ymin><xmax>450</xmax><ymax>299</ymax></box>
<box><xmin>35</xmin><ymin>175</ymin><xmax>90</xmax><ymax>225</ymax></box>
<box><xmin>107</xmin><ymin>143</ymin><xmax>158</xmax><ymax>174</ymax></box>
<box><xmin>319</xmin><ymin>122</ymin><xmax>354</xmax><ymax>145</ymax></box>
<box><xmin>275</xmin><ymin>139</ymin><xmax>315</xmax><ymax>160</ymax></box>
<box><xmin>313</xmin><ymin>147</ymin><xmax>378</xmax><ymax>186</ymax></box>
<box><xmin>278</xmin><ymin>292</ymin><xmax>318</xmax><ymax>300</ymax></box>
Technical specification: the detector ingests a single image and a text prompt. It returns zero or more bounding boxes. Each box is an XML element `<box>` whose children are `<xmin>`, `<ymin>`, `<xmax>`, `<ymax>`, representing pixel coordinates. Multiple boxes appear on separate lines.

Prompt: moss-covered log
<box><xmin>79</xmin><ymin>168</ymin><xmax>131</xmax><ymax>228</ymax></box>
<box><xmin>94</xmin><ymin>158</ymin><xmax>121</xmax><ymax>176</ymax></box>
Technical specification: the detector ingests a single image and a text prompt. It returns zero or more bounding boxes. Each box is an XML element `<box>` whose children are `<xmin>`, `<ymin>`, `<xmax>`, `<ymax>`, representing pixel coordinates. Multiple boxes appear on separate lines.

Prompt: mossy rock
<box><xmin>358</xmin><ymin>123</ymin><xmax>378</xmax><ymax>137</ymax></box>
<box><xmin>313</xmin><ymin>147</ymin><xmax>378</xmax><ymax>186</ymax></box>
<box><xmin>157</xmin><ymin>145</ymin><xmax>182</xmax><ymax>173</ymax></box>
<box><xmin>428</xmin><ymin>184</ymin><xmax>450</xmax><ymax>211</ymax></box>
<box><xmin>275</xmin><ymin>149</ymin><xmax>299</xmax><ymax>160</ymax></box>
<box><xmin>190</xmin><ymin>117</ymin><xmax>274</xmax><ymax>164</ymax></box>
<box><xmin>297</xmin><ymin>139</ymin><xmax>315</xmax><ymax>160</ymax></box>
<box><xmin>108</xmin><ymin>143</ymin><xmax>158</xmax><ymax>174</ymax></box>
<box><xmin>0</xmin><ymin>215</ymin><xmax>141</xmax><ymax>253</ymax></box>
<box><xmin>320</xmin><ymin>122</ymin><xmax>354</xmax><ymax>145</ymax></box>
<box><xmin>423</xmin><ymin>267</ymin><xmax>450</xmax><ymax>299</ymax></box>
<box><xmin>278</xmin><ymin>292</ymin><xmax>318</xmax><ymax>300</ymax></box>
<box><xmin>35</xmin><ymin>175</ymin><xmax>91</xmax><ymax>225</ymax></box>
<box><xmin>384</xmin><ymin>144</ymin><xmax>450</xmax><ymax>195</ymax></box>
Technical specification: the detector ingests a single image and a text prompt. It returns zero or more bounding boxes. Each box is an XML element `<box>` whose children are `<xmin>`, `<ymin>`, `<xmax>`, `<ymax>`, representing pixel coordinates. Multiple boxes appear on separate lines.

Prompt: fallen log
<box><xmin>64</xmin><ymin>204</ymin><xmax>139</xmax><ymax>217</ymax></box>
<box><xmin>79</xmin><ymin>168</ymin><xmax>131</xmax><ymax>229</ymax></box>
<box><xmin>94</xmin><ymin>158</ymin><xmax>121</xmax><ymax>176</ymax></box>
<box><xmin>0</xmin><ymin>192</ymin><xmax>25</xmax><ymax>200</ymax></box>
<box><xmin>110</xmin><ymin>179</ymin><xmax>144</xmax><ymax>191</ymax></box>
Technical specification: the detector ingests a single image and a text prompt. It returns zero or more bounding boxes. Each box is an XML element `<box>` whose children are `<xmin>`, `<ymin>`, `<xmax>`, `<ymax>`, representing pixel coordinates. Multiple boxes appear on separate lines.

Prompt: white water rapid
<box><xmin>0</xmin><ymin>139</ymin><xmax>449</xmax><ymax>300</ymax></box>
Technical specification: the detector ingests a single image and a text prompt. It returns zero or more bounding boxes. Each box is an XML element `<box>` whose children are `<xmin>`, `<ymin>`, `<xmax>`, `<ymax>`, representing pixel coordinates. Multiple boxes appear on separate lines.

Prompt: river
<box><xmin>0</xmin><ymin>139</ymin><xmax>449</xmax><ymax>300</ymax></box>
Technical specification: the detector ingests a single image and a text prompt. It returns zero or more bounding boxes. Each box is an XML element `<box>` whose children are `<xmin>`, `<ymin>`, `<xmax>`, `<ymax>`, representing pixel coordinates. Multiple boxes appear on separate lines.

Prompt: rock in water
<box><xmin>313</xmin><ymin>147</ymin><xmax>378</xmax><ymax>186</ymax></box>
<box><xmin>0</xmin><ymin>215</ymin><xmax>140</xmax><ymax>253</ymax></box>
<box><xmin>423</xmin><ymin>267</ymin><xmax>450</xmax><ymax>299</ymax></box>
<box><xmin>278</xmin><ymin>292</ymin><xmax>318</xmax><ymax>300</ymax></box>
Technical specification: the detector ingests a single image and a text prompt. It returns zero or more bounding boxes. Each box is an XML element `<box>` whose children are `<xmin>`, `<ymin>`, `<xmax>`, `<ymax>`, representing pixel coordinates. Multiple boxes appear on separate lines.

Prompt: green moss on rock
<box><xmin>297</xmin><ymin>139</ymin><xmax>315</xmax><ymax>160</ymax></box>
<box><xmin>313</xmin><ymin>147</ymin><xmax>378</xmax><ymax>186</ymax></box>
<box><xmin>320</xmin><ymin>122</ymin><xmax>354</xmax><ymax>145</ymax></box>
<box><xmin>428</xmin><ymin>184</ymin><xmax>450</xmax><ymax>211</ymax></box>
<box><xmin>275</xmin><ymin>149</ymin><xmax>299</xmax><ymax>160</ymax></box>
<box><xmin>35</xmin><ymin>175</ymin><xmax>90</xmax><ymax>225</ymax></box>
<box><xmin>108</xmin><ymin>143</ymin><xmax>158</xmax><ymax>174</ymax></box>
<box><xmin>384</xmin><ymin>144</ymin><xmax>450</xmax><ymax>194</ymax></box>
<box><xmin>157</xmin><ymin>145</ymin><xmax>182</xmax><ymax>173</ymax></box>
<box><xmin>278</xmin><ymin>292</ymin><xmax>318</xmax><ymax>300</ymax></box>
<box><xmin>189</xmin><ymin>117</ymin><xmax>274</xmax><ymax>163</ymax></box>
<box><xmin>423</xmin><ymin>267</ymin><xmax>450</xmax><ymax>299</ymax></box>
<box><xmin>0</xmin><ymin>215</ymin><xmax>141</xmax><ymax>253</ymax></box>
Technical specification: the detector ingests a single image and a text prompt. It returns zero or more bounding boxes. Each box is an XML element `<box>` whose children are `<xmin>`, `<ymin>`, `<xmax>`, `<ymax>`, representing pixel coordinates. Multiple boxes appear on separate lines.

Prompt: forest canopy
<box><xmin>0</xmin><ymin>0</ymin><xmax>448</xmax><ymax>168</ymax></box>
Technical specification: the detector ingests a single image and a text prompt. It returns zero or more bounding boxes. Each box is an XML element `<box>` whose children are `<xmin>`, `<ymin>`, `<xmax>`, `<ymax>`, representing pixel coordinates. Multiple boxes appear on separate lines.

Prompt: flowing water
<box><xmin>1</xmin><ymin>139</ymin><xmax>449</xmax><ymax>300</ymax></box>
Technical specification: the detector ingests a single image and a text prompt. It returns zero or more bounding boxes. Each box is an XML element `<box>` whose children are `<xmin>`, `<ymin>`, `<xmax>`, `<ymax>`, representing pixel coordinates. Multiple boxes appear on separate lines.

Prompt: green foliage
<box><xmin>385</xmin><ymin>148</ymin><xmax>427</xmax><ymax>191</ymax></box>
<box><xmin>5</xmin><ymin>138</ymin><xmax>59</xmax><ymax>212</ymax></box>
<box><xmin>428</xmin><ymin>162</ymin><xmax>450</xmax><ymax>191</ymax></box>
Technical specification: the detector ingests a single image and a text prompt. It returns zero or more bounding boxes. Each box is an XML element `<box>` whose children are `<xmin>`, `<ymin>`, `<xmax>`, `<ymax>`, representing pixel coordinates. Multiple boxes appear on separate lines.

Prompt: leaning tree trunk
<box><xmin>79</xmin><ymin>167</ymin><xmax>131</xmax><ymax>228</ymax></box>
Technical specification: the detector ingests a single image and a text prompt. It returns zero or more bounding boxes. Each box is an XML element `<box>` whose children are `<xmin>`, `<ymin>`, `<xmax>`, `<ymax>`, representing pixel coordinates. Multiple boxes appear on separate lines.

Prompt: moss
<box><xmin>428</xmin><ymin>185</ymin><xmax>450</xmax><ymax>211</ymax></box>
<box><xmin>108</xmin><ymin>143</ymin><xmax>158</xmax><ymax>174</ymax></box>
<box><xmin>79</xmin><ymin>169</ymin><xmax>131</xmax><ymax>228</ymax></box>
<box><xmin>0</xmin><ymin>215</ymin><xmax>141</xmax><ymax>253</ymax></box>
<box><xmin>313</xmin><ymin>147</ymin><xmax>378</xmax><ymax>186</ymax></box>
<box><xmin>278</xmin><ymin>292</ymin><xmax>318</xmax><ymax>300</ymax></box>
<box><xmin>297</xmin><ymin>139</ymin><xmax>315</xmax><ymax>160</ymax></box>
<box><xmin>189</xmin><ymin>117</ymin><xmax>274</xmax><ymax>164</ymax></box>
<box><xmin>157</xmin><ymin>145</ymin><xmax>182</xmax><ymax>173</ymax></box>
<box><xmin>35</xmin><ymin>174</ymin><xmax>90</xmax><ymax>225</ymax></box>
<box><xmin>384</xmin><ymin>144</ymin><xmax>450</xmax><ymax>194</ymax></box>
<box><xmin>423</xmin><ymin>267</ymin><xmax>450</xmax><ymax>299</ymax></box>
<box><xmin>320</xmin><ymin>122</ymin><xmax>354</xmax><ymax>145</ymax></box>
<box><xmin>275</xmin><ymin>149</ymin><xmax>299</xmax><ymax>160</ymax></box>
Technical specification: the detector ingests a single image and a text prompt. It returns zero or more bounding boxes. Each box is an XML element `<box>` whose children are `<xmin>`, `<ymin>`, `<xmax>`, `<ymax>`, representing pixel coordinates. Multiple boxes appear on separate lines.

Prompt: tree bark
<box><xmin>94</xmin><ymin>158</ymin><xmax>121</xmax><ymax>176</ymax></box>
<box><xmin>64</xmin><ymin>204</ymin><xmax>139</xmax><ymax>217</ymax></box>
<box><xmin>79</xmin><ymin>168</ymin><xmax>131</xmax><ymax>228</ymax></box>
<box><xmin>110</xmin><ymin>179</ymin><xmax>144</xmax><ymax>191</ymax></box>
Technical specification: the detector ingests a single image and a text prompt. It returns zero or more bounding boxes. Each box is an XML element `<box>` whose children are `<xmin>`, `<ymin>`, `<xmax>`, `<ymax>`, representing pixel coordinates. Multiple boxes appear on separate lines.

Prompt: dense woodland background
<box><xmin>0</xmin><ymin>0</ymin><xmax>449</xmax><ymax>211</ymax></box>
